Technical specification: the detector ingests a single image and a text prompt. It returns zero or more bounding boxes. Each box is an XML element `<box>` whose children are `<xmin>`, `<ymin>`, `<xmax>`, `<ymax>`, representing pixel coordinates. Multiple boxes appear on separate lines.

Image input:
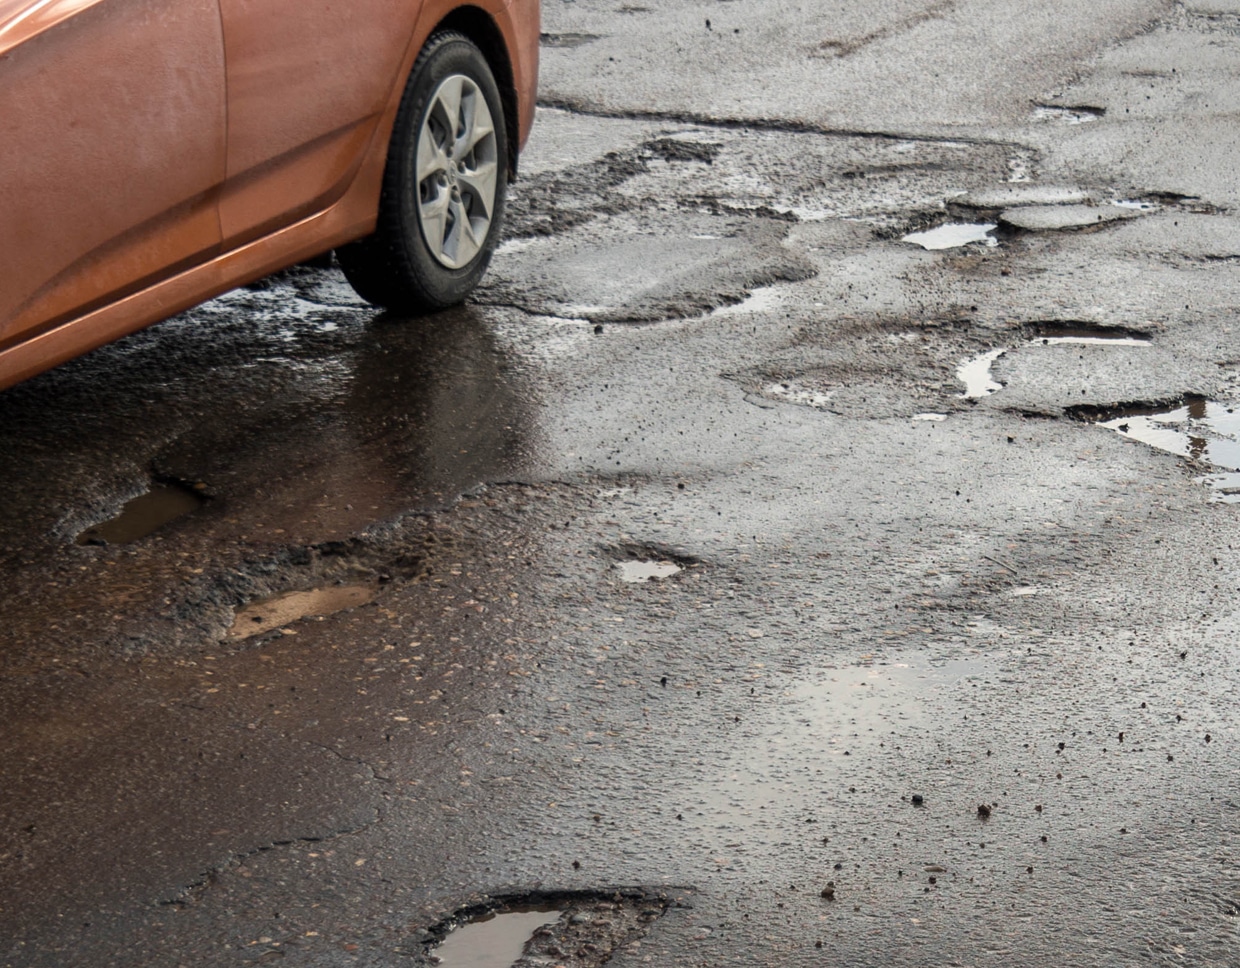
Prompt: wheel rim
<box><xmin>415</xmin><ymin>73</ymin><xmax>499</xmax><ymax>270</ymax></box>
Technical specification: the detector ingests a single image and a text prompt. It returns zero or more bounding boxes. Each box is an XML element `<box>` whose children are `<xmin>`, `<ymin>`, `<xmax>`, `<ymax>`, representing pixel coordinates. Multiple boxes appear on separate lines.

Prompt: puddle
<box><xmin>697</xmin><ymin>656</ymin><xmax>997</xmax><ymax>828</ymax></box>
<box><xmin>1113</xmin><ymin>199</ymin><xmax>1159</xmax><ymax>211</ymax></box>
<box><xmin>424</xmin><ymin>893</ymin><xmax>673</xmax><ymax>968</ymax></box>
<box><xmin>76</xmin><ymin>483</ymin><xmax>205</xmax><ymax>545</ymax></box>
<box><xmin>957</xmin><ymin>348</ymin><xmax>1006</xmax><ymax>398</ymax></box>
<box><xmin>432</xmin><ymin>907</ymin><xmax>564</xmax><ymax>968</ymax></box>
<box><xmin>1096</xmin><ymin>397</ymin><xmax>1240</xmax><ymax>502</ymax></box>
<box><xmin>912</xmin><ymin>413</ymin><xmax>947</xmax><ymax>421</ymax></box>
<box><xmin>228</xmin><ymin>584</ymin><xmax>374</xmax><ymax>639</ymax></box>
<box><xmin>902</xmin><ymin>223</ymin><xmax>997</xmax><ymax>250</ymax></box>
<box><xmin>617</xmin><ymin>560</ymin><xmax>682</xmax><ymax>583</ymax></box>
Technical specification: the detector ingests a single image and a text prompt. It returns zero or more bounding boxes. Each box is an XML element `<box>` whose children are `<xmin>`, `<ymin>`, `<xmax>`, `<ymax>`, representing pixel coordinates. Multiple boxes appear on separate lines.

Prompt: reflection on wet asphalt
<box><xmin>0</xmin><ymin>273</ymin><xmax>539</xmax><ymax>672</ymax></box>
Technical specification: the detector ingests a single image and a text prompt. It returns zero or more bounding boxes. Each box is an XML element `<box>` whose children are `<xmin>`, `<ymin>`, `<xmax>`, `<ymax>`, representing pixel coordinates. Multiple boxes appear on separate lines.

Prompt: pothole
<box><xmin>758</xmin><ymin>380</ymin><xmax>835</xmax><ymax>409</ymax></box>
<box><xmin>1031</xmin><ymin>104</ymin><xmax>1105</xmax><ymax>124</ymax></box>
<box><xmin>952</xmin><ymin>184</ymin><xmax>1093</xmax><ymax>210</ymax></box>
<box><xmin>902</xmin><ymin>222</ymin><xmax>997</xmax><ymax>250</ymax></box>
<box><xmin>76</xmin><ymin>481</ymin><xmax>206</xmax><ymax>545</ymax></box>
<box><xmin>616</xmin><ymin>560</ymin><xmax>682</xmax><ymax>583</ymax></box>
<box><xmin>998</xmin><ymin>203</ymin><xmax>1143</xmax><ymax>232</ymax></box>
<box><xmin>1087</xmin><ymin>396</ymin><xmax>1240</xmax><ymax>502</ymax></box>
<box><xmin>958</xmin><ymin>328</ymin><xmax>1154</xmax><ymax>399</ymax></box>
<box><xmin>606</xmin><ymin>543</ymin><xmax>698</xmax><ymax>583</ymax></box>
<box><xmin>422</xmin><ymin>890</ymin><xmax>677</xmax><ymax>968</ymax></box>
<box><xmin>540</xmin><ymin>32</ymin><xmax>603</xmax><ymax>48</ymax></box>
<box><xmin>228</xmin><ymin>584</ymin><xmax>375</xmax><ymax>639</ymax></box>
<box><xmin>957</xmin><ymin>348</ymin><xmax>1006</xmax><ymax>398</ymax></box>
<box><xmin>432</xmin><ymin>907</ymin><xmax>564</xmax><ymax>968</ymax></box>
<box><xmin>1027</xmin><ymin>321</ymin><xmax>1152</xmax><ymax>345</ymax></box>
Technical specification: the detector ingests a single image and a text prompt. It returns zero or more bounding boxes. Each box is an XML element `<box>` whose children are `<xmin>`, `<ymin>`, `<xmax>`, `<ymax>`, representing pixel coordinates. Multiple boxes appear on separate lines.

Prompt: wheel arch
<box><xmin>429</xmin><ymin>6</ymin><xmax>520</xmax><ymax>179</ymax></box>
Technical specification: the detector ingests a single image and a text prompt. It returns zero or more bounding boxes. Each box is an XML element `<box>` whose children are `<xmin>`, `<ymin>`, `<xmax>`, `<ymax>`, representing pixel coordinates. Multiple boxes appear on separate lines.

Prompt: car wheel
<box><xmin>338</xmin><ymin>31</ymin><xmax>508</xmax><ymax>312</ymax></box>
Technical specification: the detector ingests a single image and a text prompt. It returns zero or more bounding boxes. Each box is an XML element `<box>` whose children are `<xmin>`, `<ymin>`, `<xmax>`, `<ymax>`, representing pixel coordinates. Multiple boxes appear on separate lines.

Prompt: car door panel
<box><xmin>0</xmin><ymin>0</ymin><xmax>226</xmax><ymax>349</ymax></box>
<box><xmin>217</xmin><ymin>0</ymin><xmax>420</xmax><ymax>247</ymax></box>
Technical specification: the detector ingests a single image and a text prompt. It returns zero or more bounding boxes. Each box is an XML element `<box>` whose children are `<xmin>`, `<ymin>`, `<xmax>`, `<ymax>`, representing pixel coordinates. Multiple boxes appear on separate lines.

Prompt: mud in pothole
<box><xmin>227</xmin><ymin>584</ymin><xmax>375</xmax><ymax>639</ymax></box>
<box><xmin>422</xmin><ymin>890</ymin><xmax>677</xmax><ymax>968</ymax></box>
<box><xmin>76</xmin><ymin>481</ymin><xmax>206</xmax><ymax>545</ymax></box>
<box><xmin>1080</xmin><ymin>396</ymin><xmax>1240</xmax><ymax>502</ymax></box>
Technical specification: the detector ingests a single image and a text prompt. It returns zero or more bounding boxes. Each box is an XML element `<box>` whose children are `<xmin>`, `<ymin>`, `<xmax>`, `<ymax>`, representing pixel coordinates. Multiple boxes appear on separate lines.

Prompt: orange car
<box><xmin>0</xmin><ymin>0</ymin><xmax>539</xmax><ymax>390</ymax></box>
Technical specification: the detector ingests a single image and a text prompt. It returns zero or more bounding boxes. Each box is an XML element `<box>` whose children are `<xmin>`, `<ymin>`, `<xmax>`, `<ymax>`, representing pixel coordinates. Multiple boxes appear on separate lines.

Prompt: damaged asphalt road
<box><xmin>5</xmin><ymin>1</ymin><xmax>1240</xmax><ymax>965</ymax></box>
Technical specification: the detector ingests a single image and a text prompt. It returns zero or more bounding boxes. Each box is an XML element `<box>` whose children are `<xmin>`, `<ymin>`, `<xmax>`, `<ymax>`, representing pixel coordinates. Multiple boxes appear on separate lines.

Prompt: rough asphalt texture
<box><xmin>5</xmin><ymin>1</ymin><xmax>1240</xmax><ymax>965</ymax></box>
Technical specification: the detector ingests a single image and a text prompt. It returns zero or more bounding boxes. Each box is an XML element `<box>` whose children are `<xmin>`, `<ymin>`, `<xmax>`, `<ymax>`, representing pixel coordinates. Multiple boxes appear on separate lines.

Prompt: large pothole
<box><xmin>419</xmin><ymin>889</ymin><xmax>682</xmax><ymax>968</ymax></box>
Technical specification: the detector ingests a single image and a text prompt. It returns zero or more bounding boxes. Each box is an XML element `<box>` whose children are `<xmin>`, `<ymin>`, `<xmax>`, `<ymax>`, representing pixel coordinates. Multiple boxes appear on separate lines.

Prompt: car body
<box><xmin>0</xmin><ymin>0</ymin><xmax>539</xmax><ymax>390</ymax></box>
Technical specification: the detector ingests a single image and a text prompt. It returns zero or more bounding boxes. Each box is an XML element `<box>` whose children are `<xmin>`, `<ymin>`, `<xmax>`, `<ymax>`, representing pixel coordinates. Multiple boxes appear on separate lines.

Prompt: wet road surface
<box><xmin>6</xmin><ymin>1</ymin><xmax>1240</xmax><ymax>965</ymax></box>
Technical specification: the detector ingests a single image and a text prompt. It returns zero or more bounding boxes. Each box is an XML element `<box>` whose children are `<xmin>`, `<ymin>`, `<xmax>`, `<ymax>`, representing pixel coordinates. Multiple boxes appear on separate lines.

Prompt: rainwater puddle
<box><xmin>902</xmin><ymin>223</ymin><xmax>997</xmax><ymax>250</ymax></box>
<box><xmin>228</xmin><ymin>585</ymin><xmax>375</xmax><ymax>639</ymax></box>
<box><xmin>432</xmin><ymin>907</ymin><xmax>564</xmax><ymax>968</ymax></box>
<box><xmin>957</xmin><ymin>349</ymin><xmax>1006</xmax><ymax>398</ymax></box>
<box><xmin>617</xmin><ymin>560</ymin><xmax>682</xmax><ymax>583</ymax></box>
<box><xmin>912</xmin><ymin>413</ymin><xmax>948</xmax><ymax>422</ymax></box>
<box><xmin>76</xmin><ymin>483</ymin><xmax>205</xmax><ymax>544</ymax></box>
<box><xmin>1097</xmin><ymin>398</ymin><xmax>1240</xmax><ymax>502</ymax></box>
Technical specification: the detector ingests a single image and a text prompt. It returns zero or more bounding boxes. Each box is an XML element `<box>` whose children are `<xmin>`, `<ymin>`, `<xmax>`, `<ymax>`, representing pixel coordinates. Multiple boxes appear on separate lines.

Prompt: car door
<box><xmin>0</xmin><ymin>0</ymin><xmax>227</xmax><ymax>350</ymax></box>
<box><xmin>216</xmin><ymin>0</ymin><xmax>421</xmax><ymax>247</ymax></box>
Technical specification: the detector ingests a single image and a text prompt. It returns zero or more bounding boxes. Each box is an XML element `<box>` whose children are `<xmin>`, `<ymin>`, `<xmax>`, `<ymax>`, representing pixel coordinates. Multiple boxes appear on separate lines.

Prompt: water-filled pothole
<box><xmin>1091</xmin><ymin>397</ymin><xmax>1240</xmax><ymax>502</ymax></box>
<box><xmin>957</xmin><ymin>348</ymin><xmax>1006</xmax><ymax>398</ymax></box>
<box><xmin>958</xmin><ymin>328</ymin><xmax>1152</xmax><ymax>399</ymax></box>
<box><xmin>1029</xmin><ymin>322</ymin><xmax>1152</xmax><ymax>346</ymax></box>
<box><xmin>228</xmin><ymin>584</ymin><xmax>374</xmax><ymax>639</ymax></box>
<box><xmin>425</xmin><ymin>891</ymin><xmax>676</xmax><ymax>968</ymax></box>
<box><xmin>76</xmin><ymin>482</ymin><xmax>205</xmax><ymax>545</ymax></box>
<box><xmin>432</xmin><ymin>907</ymin><xmax>564</xmax><ymax>968</ymax></box>
<box><xmin>1031</xmin><ymin>104</ymin><xmax>1105</xmax><ymax>124</ymax></box>
<box><xmin>902</xmin><ymin>223</ymin><xmax>997</xmax><ymax>250</ymax></box>
<box><xmin>617</xmin><ymin>560</ymin><xmax>682</xmax><ymax>583</ymax></box>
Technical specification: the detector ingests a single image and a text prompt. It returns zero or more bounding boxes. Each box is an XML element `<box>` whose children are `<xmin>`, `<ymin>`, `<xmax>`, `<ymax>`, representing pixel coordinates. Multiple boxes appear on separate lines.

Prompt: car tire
<box><xmin>338</xmin><ymin>31</ymin><xmax>508</xmax><ymax>313</ymax></box>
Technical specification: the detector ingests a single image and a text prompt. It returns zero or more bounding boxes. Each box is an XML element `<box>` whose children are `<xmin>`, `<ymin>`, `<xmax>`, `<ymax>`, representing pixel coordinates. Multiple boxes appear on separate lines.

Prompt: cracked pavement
<box><xmin>6</xmin><ymin>1</ymin><xmax>1240</xmax><ymax>965</ymax></box>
